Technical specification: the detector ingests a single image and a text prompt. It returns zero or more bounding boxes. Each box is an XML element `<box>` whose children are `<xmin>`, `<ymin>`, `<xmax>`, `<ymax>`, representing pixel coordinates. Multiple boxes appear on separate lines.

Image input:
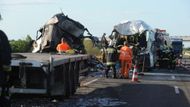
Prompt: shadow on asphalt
<box><xmin>61</xmin><ymin>83</ymin><xmax>190</xmax><ymax>107</ymax></box>
<box><xmin>147</xmin><ymin>66</ymin><xmax>190</xmax><ymax>75</ymax></box>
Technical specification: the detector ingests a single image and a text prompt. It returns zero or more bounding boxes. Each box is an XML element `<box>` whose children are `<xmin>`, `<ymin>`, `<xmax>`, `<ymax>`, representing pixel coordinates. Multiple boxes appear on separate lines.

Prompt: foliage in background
<box><xmin>83</xmin><ymin>38</ymin><xmax>101</xmax><ymax>56</ymax></box>
<box><xmin>183</xmin><ymin>48</ymin><xmax>190</xmax><ymax>51</ymax></box>
<box><xmin>10</xmin><ymin>35</ymin><xmax>33</xmax><ymax>52</ymax></box>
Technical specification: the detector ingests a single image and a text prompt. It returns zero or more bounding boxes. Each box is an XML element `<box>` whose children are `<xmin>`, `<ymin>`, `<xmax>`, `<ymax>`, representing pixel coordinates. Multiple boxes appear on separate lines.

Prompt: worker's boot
<box><xmin>124</xmin><ymin>72</ymin><xmax>129</xmax><ymax>79</ymax></box>
<box><xmin>105</xmin><ymin>70</ymin><xmax>109</xmax><ymax>78</ymax></box>
<box><xmin>113</xmin><ymin>71</ymin><xmax>117</xmax><ymax>79</ymax></box>
<box><xmin>0</xmin><ymin>87</ymin><xmax>6</xmax><ymax>97</ymax></box>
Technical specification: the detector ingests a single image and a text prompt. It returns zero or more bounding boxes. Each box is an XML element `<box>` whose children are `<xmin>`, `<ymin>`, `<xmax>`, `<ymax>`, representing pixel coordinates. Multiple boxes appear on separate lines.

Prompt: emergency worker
<box><xmin>115</xmin><ymin>36</ymin><xmax>126</xmax><ymax>50</ymax></box>
<box><xmin>105</xmin><ymin>41</ymin><xmax>118</xmax><ymax>78</ymax></box>
<box><xmin>100</xmin><ymin>33</ymin><xmax>108</xmax><ymax>63</ymax></box>
<box><xmin>119</xmin><ymin>41</ymin><xmax>132</xmax><ymax>79</ymax></box>
<box><xmin>169</xmin><ymin>48</ymin><xmax>176</xmax><ymax>69</ymax></box>
<box><xmin>56</xmin><ymin>38</ymin><xmax>71</xmax><ymax>53</ymax></box>
<box><xmin>0</xmin><ymin>29</ymin><xmax>12</xmax><ymax>107</ymax></box>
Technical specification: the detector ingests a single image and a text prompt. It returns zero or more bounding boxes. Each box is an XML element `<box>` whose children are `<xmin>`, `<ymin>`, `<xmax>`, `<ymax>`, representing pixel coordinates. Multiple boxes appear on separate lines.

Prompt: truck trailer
<box><xmin>9</xmin><ymin>53</ymin><xmax>90</xmax><ymax>97</ymax></box>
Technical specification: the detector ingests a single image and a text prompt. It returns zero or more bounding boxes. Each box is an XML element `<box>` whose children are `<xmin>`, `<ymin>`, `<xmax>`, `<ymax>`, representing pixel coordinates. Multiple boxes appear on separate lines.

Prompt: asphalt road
<box><xmin>58</xmin><ymin>67</ymin><xmax>190</xmax><ymax>107</ymax></box>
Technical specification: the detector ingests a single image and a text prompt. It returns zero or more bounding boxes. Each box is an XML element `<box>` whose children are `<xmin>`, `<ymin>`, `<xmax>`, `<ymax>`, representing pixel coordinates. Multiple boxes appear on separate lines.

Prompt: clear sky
<box><xmin>0</xmin><ymin>0</ymin><xmax>190</xmax><ymax>40</ymax></box>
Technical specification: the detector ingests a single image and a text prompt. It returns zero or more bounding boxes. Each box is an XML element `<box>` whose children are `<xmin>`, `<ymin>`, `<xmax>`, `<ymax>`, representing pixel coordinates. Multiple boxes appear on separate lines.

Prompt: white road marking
<box><xmin>82</xmin><ymin>79</ymin><xmax>99</xmax><ymax>86</ymax></box>
<box><xmin>174</xmin><ymin>86</ymin><xmax>180</xmax><ymax>94</ymax></box>
<box><xmin>171</xmin><ymin>75</ymin><xmax>175</xmax><ymax>80</ymax></box>
<box><xmin>144</xmin><ymin>73</ymin><xmax>190</xmax><ymax>77</ymax></box>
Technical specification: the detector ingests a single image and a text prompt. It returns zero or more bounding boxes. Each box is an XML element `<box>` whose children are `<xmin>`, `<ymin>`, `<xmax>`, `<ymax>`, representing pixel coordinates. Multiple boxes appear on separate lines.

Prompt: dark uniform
<box><xmin>100</xmin><ymin>34</ymin><xmax>108</xmax><ymax>63</ymax></box>
<box><xmin>0</xmin><ymin>30</ymin><xmax>11</xmax><ymax>107</ymax></box>
<box><xmin>105</xmin><ymin>45</ymin><xmax>118</xmax><ymax>78</ymax></box>
<box><xmin>169</xmin><ymin>49</ymin><xmax>176</xmax><ymax>69</ymax></box>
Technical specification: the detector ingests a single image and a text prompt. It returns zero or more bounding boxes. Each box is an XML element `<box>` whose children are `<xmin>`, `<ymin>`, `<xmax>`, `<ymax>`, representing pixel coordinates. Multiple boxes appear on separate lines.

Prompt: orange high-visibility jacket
<box><xmin>56</xmin><ymin>42</ymin><xmax>71</xmax><ymax>52</ymax></box>
<box><xmin>119</xmin><ymin>46</ymin><xmax>132</xmax><ymax>61</ymax></box>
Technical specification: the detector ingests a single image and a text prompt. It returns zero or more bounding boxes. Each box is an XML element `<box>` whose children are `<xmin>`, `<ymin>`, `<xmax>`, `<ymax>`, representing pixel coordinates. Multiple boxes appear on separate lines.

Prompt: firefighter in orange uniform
<box><xmin>119</xmin><ymin>41</ymin><xmax>133</xmax><ymax>79</ymax></box>
<box><xmin>56</xmin><ymin>38</ymin><xmax>71</xmax><ymax>53</ymax></box>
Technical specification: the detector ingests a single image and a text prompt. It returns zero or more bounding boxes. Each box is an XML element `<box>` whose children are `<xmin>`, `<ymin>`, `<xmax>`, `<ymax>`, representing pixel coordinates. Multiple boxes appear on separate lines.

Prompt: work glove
<box><xmin>2</xmin><ymin>65</ymin><xmax>12</xmax><ymax>72</ymax></box>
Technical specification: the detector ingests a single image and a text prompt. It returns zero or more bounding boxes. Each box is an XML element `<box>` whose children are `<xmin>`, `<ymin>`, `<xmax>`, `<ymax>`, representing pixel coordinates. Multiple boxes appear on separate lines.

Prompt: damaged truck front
<box><xmin>32</xmin><ymin>13</ymin><xmax>93</xmax><ymax>53</ymax></box>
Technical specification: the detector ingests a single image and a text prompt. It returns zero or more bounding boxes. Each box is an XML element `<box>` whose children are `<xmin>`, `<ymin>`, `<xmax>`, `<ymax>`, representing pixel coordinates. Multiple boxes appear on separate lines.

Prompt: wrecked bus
<box><xmin>110</xmin><ymin>20</ymin><xmax>156</xmax><ymax>71</ymax></box>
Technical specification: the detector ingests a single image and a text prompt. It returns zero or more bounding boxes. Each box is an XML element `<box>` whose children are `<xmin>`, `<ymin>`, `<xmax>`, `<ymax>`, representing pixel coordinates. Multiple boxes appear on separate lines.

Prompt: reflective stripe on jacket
<box><xmin>106</xmin><ymin>46</ymin><xmax>118</xmax><ymax>65</ymax></box>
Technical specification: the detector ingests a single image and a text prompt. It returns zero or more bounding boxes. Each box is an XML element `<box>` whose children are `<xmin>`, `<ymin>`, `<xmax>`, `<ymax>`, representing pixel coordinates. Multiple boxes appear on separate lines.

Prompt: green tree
<box><xmin>25</xmin><ymin>35</ymin><xmax>32</xmax><ymax>42</ymax></box>
<box><xmin>10</xmin><ymin>35</ymin><xmax>33</xmax><ymax>52</ymax></box>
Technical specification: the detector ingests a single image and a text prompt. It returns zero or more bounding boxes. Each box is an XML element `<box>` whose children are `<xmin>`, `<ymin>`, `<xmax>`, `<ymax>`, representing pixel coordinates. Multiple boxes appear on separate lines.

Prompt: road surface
<box><xmin>10</xmin><ymin>65</ymin><xmax>190</xmax><ymax>107</ymax></box>
<box><xmin>58</xmin><ymin>67</ymin><xmax>190</xmax><ymax>107</ymax></box>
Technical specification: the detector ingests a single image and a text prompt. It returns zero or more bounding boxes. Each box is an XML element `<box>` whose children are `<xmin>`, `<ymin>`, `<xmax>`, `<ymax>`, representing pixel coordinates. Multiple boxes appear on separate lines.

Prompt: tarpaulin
<box><xmin>114</xmin><ymin>20</ymin><xmax>152</xmax><ymax>35</ymax></box>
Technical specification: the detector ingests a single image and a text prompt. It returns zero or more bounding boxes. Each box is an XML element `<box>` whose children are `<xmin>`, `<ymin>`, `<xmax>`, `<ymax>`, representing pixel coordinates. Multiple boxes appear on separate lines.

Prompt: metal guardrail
<box><xmin>184</xmin><ymin>52</ymin><xmax>190</xmax><ymax>56</ymax></box>
<box><xmin>180</xmin><ymin>58</ymin><xmax>190</xmax><ymax>69</ymax></box>
<box><xmin>173</xmin><ymin>36</ymin><xmax>190</xmax><ymax>41</ymax></box>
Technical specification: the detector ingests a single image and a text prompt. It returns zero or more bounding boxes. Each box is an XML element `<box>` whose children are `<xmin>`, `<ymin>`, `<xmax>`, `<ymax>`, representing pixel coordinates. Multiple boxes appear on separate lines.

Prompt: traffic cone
<box><xmin>131</xmin><ymin>65</ymin><xmax>139</xmax><ymax>82</ymax></box>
